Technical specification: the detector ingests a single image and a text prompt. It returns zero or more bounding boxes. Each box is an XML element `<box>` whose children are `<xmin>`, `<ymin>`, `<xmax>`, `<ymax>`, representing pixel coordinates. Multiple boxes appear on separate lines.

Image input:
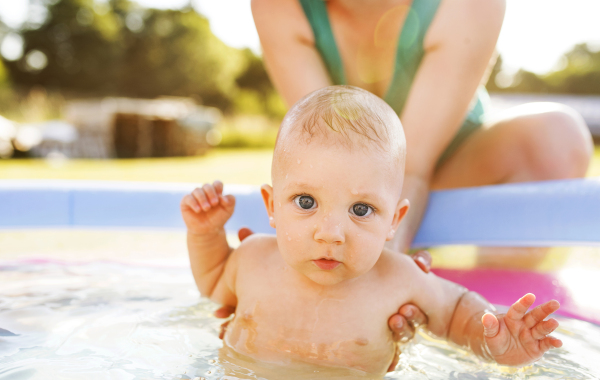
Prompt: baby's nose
<box><xmin>313</xmin><ymin>213</ymin><xmax>345</xmax><ymax>245</ymax></box>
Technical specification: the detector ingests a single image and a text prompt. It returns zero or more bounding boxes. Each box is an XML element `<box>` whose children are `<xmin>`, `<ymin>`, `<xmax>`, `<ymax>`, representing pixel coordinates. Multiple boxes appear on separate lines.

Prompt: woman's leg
<box><xmin>432</xmin><ymin>102</ymin><xmax>593</xmax><ymax>189</ymax></box>
<box><xmin>430</xmin><ymin>102</ymin><xmax>594</xmax><ymax>269</ymax></box>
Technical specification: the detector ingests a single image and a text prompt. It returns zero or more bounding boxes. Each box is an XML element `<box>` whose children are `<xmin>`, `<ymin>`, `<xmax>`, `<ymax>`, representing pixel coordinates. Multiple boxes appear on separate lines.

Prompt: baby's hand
<box><xmin>180</xmin><ymin>181</ymin><xmax>235</xmax><ymax>235</ymax></box>
<box><xmin>482</xmin><ymin>293</ymin><xmax>562</xmax><ymax>366</ymax></box>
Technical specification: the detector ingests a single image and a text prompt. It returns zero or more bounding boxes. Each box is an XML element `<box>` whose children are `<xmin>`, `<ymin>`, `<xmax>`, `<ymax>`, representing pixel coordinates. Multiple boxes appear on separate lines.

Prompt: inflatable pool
<box><xmin>1</xmin><ymin>179</ymin><xmax>599</xmax><ymax>379</ymax></box>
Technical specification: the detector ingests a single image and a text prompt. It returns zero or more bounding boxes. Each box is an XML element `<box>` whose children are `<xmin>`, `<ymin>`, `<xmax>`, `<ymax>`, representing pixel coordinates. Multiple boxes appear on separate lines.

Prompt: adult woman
<box><xmin>251</xmin><ymin>0</ymin><xmax>593</xmax><ymax>254</ymax></box>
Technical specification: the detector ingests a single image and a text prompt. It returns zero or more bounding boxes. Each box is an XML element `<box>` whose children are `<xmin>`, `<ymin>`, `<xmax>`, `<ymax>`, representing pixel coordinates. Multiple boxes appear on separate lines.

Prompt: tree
<box><xmin>486</xmin><ymin>44</ymin><xmax>600</xmax><ymax>95</ymax></box>
<box><xmin>3</xmin><ymin>0</ymin><xmax>123</xmax><ymax>94</ymax></box>
<box><xmin>1</xmin><ymin>0</ymin><xmax>252</xmax><ymax>111</ymax></box>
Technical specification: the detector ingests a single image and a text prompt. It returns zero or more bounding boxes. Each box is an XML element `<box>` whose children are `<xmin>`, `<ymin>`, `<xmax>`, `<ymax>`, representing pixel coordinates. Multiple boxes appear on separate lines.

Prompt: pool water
<box><xmin>1</xmin><ymin>260</ymin><xmax>600</xmax><ymax>380</ymax></box>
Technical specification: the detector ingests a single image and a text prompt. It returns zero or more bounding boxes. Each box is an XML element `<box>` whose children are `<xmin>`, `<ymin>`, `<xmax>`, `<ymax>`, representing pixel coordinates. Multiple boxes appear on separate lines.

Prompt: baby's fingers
<box><xmin>213</xmin><ymin>180</ymin><xmax>224</xmax><ymax>196</ymax></box>
<box><xmin>506</xmin><ymin>293</ymin><xmax>536</xmax><ymax>321</ymax></box>
<box><xmin>539</xmin><ymin>335</ymin><xmax>563</xmax><ymax>353</ymax></box>
<box><xmin>182</xmin><ymin>194</ymin><xmax>201</xmax><ymax>213</ymax></box>
<box><xmin>203</xmin><ymin>183</ymin><xmax>220</xmax><ymax>207</ymax></box>
<box><xmin>192</xmin><ymin>188</ymin><xmax>211</xmax><ymax>211</ymax></box>
<box><xmin>482</xmin><ymin>313</ymin><xmax>500</xmax><ymax>338</ymax></box>
<box><xmin>524</xmin><ymin>300</ymin><xmax>560</xmax><ymax>328</ymax></box>
<box><xmin>220</xmin><ymin>194</ymin><xmax>236</xmax><ymax>211</ymax></box>
<box><xmin>532</xmin><ymin>318</ymin><xmax>559</xmax><ymax>340</ymax></box>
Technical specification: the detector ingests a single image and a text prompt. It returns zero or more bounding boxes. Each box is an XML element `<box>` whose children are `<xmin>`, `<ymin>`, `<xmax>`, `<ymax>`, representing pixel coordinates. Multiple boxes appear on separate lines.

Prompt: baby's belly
<box><xmin>223</xmin><ymin>309</ymin><xmax>396</xmax><ymax>374</ymax></box>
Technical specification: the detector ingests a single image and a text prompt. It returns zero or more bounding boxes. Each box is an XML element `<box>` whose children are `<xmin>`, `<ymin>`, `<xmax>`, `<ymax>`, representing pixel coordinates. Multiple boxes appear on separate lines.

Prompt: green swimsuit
<box><xmin>299</xmin><ymin>0</ymin><xmax>491</xmax><ymax>164</ymax></box>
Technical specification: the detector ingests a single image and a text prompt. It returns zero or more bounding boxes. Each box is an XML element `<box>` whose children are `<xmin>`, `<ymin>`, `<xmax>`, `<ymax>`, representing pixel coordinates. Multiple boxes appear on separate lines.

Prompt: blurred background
<box><xmin>0</xmin><ymin>0</ymin><xmax>599</xmax><ymax>184</ymax></box>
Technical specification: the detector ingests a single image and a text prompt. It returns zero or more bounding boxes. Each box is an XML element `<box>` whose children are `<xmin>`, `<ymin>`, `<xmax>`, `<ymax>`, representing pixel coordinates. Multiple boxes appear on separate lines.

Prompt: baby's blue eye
<box><xmin>294</xmin><ymin>195</ymin><xmax>316</xmax><ymax>210</ymax></box>
<box><xmin>351</xmin><ymin>203</ymin><xmax>372</xmax><ymax>217</ymax></box>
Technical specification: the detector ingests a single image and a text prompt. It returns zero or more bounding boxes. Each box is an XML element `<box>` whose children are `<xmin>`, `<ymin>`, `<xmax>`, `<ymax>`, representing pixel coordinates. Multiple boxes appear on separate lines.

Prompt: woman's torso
<box><xmin>299</xmin><ymin>0</ymin><xmax>488</xmax><ymax>125</ymax></box>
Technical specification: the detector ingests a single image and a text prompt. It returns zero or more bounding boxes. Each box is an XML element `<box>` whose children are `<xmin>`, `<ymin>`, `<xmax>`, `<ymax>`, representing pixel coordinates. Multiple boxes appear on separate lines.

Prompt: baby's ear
<box><xmin>260</xmin><ymin>184</ymin><xmax>276</xmax><ymax>228</ymax></box>
<box><xmin>387</xmin><ymin>199</ymin><xmax>409</xmax><ymax>240</ymax></box>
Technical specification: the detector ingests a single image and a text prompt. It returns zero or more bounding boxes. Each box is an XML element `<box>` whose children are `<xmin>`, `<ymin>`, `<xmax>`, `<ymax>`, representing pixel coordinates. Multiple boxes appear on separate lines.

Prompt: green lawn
<box><xmin>1</xmin><ymin>147</ymin><xmax>599</xmax><ymax>183</ymax></box>
<box><xmin>0</xmin><ymin>148</ymin><xmax>273</xmax><ymax>185</ymax></box>
<box><xmin>589</xmin><ymin>146</ymin><xmax>600</xmax><ymax>177</ymax></box>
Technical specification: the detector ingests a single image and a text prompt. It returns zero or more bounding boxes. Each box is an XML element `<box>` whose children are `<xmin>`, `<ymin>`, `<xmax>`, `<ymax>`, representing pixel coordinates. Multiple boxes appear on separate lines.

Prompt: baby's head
<box><xmin>261</xmin><ymin>86</ymin><xmax>409</xmax><ymax>286</ymax></box>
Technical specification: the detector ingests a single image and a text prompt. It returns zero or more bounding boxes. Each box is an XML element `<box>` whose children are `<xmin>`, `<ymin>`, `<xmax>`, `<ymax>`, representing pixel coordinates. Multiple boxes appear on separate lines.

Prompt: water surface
<box><xmin>1</xmin><ymin>260</ymin><xmax>599</xmax><ymax>380</ymax></box>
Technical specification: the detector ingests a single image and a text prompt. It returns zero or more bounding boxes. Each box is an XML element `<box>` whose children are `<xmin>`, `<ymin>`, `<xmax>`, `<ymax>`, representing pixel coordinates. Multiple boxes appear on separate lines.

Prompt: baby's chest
<box><xmin>225</xmin><ymin>283</ymin><xmax>398</xmax><ymax>373</ymax></box>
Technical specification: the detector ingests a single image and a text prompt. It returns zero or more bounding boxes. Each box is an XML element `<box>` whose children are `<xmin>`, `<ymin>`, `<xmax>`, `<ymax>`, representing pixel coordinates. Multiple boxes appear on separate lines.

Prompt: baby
<box><xmin>181</xmin><ymin>86</ymin><xmax>562</xmax><ymax>375</ymax></box>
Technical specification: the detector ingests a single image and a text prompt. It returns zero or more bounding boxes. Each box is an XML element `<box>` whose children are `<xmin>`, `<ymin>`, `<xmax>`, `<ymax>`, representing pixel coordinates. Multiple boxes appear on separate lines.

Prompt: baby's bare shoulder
<box><xmin>233</xmin><ymin>233</ymin><xmax>279</xmax><ymax>263</ymax></box>
<box><xmin>375</xmin><ymin>249</ymin><xmax>424</xmax><ymax>282</ymax></box>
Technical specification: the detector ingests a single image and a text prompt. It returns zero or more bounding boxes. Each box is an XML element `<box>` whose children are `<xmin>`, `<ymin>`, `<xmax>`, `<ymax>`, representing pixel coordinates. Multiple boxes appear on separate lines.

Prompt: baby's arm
<box><xmin>401</xmin><ymin>257</ymin><xmax>561</xmax><ymax>366</ymax></box>
<box><xmin>181</xmin><ymin>181</ymin><xmax>237</xmax><ymax>306</ymax></box>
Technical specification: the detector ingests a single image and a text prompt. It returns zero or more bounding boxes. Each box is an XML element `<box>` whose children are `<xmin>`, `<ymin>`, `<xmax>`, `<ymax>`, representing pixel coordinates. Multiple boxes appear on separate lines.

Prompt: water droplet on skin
<box><xmin>313</xmin><ymin>224</ymin><xmax>317</xmax><ymax>228</ymax></box>
<box><xmin>278</xmin><ymin>202</ymin><xmax>281</xmax><ymax>207</ymax></box>
<box><xmin>310</xmin><ymin>164</ymin><xmax>313</xmax><ymax>168</ymax></box>
<box><xmin>297</xmin><ymin>159</ymin><xmax>301</xmax><ymax>164</ymax></box>
<box><xmin>288</xmin><ymin>237</ymin><xmax>292</xmax><ymax>241</ymax></box>
<box><xmin>329</xmin><ymin>213</ymin><xmax>332</xmax><ymax>216</ymax></box>
<box><xmin>324</xmin><ymin>217</ymin><xmax>328</xmax><ymax>221</ymax></box>
<box><xmin>351</xmin><ymin>189</ymin><xmax>358</xmax><ymax>195</ymax></box>
<box><xmin>286</xmin><ymin>174</ymin><xmax>288</xmax><ymax>179</ymax></box>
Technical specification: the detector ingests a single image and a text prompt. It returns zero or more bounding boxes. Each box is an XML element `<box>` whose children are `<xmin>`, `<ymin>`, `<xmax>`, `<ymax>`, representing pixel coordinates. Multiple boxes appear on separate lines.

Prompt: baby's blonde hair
<box><xmin>274</xmin><ymin>85</ymin><xmax>406</xmax><ymax>170</ymax></box>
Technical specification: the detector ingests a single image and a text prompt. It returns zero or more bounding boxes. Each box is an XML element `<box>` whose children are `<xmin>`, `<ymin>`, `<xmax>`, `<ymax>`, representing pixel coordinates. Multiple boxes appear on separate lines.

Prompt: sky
<box><xmin>1</xmin><ymin>0</ymin><xmax>600</xmax><ymax>74</ymax></box>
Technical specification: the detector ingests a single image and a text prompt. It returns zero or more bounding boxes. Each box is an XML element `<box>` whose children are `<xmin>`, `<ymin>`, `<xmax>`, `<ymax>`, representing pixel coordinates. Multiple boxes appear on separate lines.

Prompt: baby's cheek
<box><xmin>348</xmin><ymin>236</ymin><xmax>383</xmax><ymax>271</ymax></box>
<box><xmin>277</xmin><ymin>234</ymin><xmax>308</xmax><ymax>267</ymax></box>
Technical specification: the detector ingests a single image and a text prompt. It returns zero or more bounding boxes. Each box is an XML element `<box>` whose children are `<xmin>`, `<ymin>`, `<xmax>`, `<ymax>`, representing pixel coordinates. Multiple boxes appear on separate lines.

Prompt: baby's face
<box><xmin>263</xmin><ymin>139</ymin><xmax>407</xmax><ymax>286</ymax></box>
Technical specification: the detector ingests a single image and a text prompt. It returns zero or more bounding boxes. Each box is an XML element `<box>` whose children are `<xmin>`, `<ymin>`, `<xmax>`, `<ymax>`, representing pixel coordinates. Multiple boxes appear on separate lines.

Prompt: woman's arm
<box><xmin>391</xmin><ymin>0</ymin><xmax>506</xmax><ymax>251</ymax></box>
<box><xmin>251</xmin><ymin>0</ymin><xmax>331</xmax><ymax>106</ymax></box>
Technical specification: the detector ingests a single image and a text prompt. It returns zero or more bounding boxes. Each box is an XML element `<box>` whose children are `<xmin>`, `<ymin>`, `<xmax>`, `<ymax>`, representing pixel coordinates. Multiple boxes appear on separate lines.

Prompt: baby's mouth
<box><xmin>312</xmin><ymin>258</ymin><xmax>341</xmax><ymax>270</ymax></box>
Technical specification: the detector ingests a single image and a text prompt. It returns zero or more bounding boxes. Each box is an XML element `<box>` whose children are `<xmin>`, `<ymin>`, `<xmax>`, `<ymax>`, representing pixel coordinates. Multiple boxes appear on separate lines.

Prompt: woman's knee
<box><xmin>516</xmin><ymin>104</ymin><xmax>593</xmax><ymax>180</ymax></box>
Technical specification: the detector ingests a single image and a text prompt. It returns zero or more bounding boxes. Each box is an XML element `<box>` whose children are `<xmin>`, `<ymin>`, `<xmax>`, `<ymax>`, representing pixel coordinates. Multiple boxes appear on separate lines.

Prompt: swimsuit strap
<box><xmin>299</xmin><ymin>0</ymin><xmax>347</xmax><ymax>85</ymax></box>
<box><xmin>384</xmin><ymin>0</ymin><xmax>442</xmax><ymax>114</ymax></box>
<box><xmin>299</xmin><ymin>0</ymin><xmax>442</xmax><ymax>115</ymax></box>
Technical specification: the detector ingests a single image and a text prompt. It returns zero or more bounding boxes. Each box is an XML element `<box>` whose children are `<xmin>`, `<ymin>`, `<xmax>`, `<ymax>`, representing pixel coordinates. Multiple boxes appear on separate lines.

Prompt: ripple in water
<box><xmin>1</xmin><ymin>261</ymin><xmax>599</xmax><ymax>380</ymax></box>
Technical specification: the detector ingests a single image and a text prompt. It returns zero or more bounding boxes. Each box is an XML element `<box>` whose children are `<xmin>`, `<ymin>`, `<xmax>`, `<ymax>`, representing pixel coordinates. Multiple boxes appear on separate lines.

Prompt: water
<box><xmin>1</xmin><ymin>260</ymin><xmax>599</xmax><ymax>380</ymax></box>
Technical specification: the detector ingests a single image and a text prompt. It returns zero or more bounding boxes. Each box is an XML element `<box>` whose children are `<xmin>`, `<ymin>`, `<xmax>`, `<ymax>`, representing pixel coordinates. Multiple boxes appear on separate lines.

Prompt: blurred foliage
<box><xmin>486</xmin><ymin>44</ymin><xmax>600</xmax><ymax>94</ymax></box>
<box><xmin>0</xmin><ymin>0</ymin><xmax>284</xmax><ymax>117</ymax></box>
<box><xmin>0</xmin><ymin>86</ymin><xmax>65</xmax><ymax>123</ymax></box>
<box><xmin>216</xmin><ymin>115</ymin><xmax>278</xmax><ymax>149</ymax></box>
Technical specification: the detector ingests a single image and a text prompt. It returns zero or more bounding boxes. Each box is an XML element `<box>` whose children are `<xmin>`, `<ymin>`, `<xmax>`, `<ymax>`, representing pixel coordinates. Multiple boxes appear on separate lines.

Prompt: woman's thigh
<box><xmin>431</xmin><ymin>102</ymin><xmax>594</xmax><ymax>190</ymax></box>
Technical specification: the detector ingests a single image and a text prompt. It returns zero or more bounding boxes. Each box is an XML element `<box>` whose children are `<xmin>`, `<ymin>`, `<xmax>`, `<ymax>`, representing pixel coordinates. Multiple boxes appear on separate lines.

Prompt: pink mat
<box><xmin>433</xmin><ymin>268</ymin><xmax>598</xmax><ymax>325</ymax></box>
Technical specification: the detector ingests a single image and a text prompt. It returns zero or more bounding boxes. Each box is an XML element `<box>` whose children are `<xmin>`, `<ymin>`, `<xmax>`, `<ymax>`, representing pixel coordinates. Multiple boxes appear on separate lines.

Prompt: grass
<box><xmin>588</xmin><ymin>146</ymin><xmax>600</xmax><ymax>177</ymax></box>
<box><xmin>1</xmin><ymin>147</ymin><xmax>598</xmax><ymax>184</ymax></box>
<box><xmin>0</xmin><ymin>148</ymin><xmax>273</xmax><ymax>185</ymax></box>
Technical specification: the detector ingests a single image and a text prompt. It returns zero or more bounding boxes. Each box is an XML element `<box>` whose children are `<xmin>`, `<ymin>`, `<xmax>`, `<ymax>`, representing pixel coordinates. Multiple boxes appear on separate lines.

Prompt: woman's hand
<box><xmin>385</xmin><ymin>250</ymin><xmax>432</xmax><ymax>371</ymax></box>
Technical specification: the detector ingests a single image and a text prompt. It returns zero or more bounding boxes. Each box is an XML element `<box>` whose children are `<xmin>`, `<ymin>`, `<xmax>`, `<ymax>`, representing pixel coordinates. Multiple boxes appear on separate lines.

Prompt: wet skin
<box><xmin>212</xmin><ymin>142</ymin><xmax>466</xmax><ymax>374</ymax></box>
<box><xmin>223</xmin><ymin>235</ymin><xmax>434</xmax><ymax>374</ymax></box>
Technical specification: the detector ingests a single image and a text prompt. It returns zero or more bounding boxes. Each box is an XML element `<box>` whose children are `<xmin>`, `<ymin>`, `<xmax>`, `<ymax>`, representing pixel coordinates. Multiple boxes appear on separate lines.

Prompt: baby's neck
<box><xmin>287</xmin><ymin>264</ymin><xmax>373</xmax><ymax>297</ymax></box>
